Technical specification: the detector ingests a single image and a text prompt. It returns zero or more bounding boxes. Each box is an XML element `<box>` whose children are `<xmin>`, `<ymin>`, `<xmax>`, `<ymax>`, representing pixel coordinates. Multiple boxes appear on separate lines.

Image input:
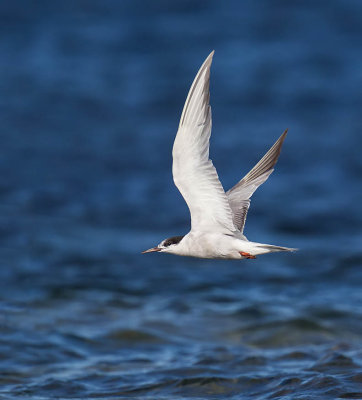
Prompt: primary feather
<box><xmin>226</xmin><ymin>130</ymin><xmax>288</xmax><ymax>235</ymax></box>
<box><xmin>172</xmin><ymin>51</ymin><xmax>236</xmax><ymax>234</ymax></box>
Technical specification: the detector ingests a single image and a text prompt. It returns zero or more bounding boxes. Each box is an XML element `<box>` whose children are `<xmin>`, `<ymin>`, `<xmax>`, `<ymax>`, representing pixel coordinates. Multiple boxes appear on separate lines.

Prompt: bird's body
<box><xmin>161</xmin><ymin>232</ymin><xmax>291</xmax><ymax>259</ymax></box>
<box><xmin>143</xmin><ymin>51</ymin><xmax>296</xmax><ymax>260</ymax></box>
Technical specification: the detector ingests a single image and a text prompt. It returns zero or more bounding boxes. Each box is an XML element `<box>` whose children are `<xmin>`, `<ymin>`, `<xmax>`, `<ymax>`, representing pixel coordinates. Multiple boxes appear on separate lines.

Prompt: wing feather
<box><xmin>226</xmin><ymin>129</ymin><xmax>288</xmax><ymax>234</ymax></box>
<box><xmin>172</xmin><ymin>51</ymin><xmax>236</xmax><ymax>233</ymax></box>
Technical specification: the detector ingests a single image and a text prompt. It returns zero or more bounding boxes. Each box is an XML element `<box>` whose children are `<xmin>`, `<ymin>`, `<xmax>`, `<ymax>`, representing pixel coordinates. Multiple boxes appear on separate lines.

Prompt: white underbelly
<box><xmin>179</xmin><ymin>232</ymin><xmax>246</xmax><ymax>259</ymax></box>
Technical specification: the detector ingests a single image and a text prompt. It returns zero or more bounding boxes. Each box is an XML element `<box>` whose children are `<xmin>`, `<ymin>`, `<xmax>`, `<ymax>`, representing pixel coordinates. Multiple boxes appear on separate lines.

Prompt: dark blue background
<box><xmin>1</xmin><ymin>1</ymin><xmax>362</xmax><ymax>398</ymax></box>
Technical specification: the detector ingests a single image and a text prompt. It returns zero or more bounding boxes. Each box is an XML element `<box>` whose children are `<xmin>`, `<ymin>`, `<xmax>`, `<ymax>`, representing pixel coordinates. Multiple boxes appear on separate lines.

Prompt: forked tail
<box><xmin>257</xmin><ymin>244</ymin><xmax>297</xmax><ymax>253</ymax></box>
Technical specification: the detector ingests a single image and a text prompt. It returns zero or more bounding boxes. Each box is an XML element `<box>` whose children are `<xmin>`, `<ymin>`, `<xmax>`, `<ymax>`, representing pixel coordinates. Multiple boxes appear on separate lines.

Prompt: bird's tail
<box><xmin>257</xmin><ymin>244</ymin><xmax>297</xmax><ymax>253</ymax></box>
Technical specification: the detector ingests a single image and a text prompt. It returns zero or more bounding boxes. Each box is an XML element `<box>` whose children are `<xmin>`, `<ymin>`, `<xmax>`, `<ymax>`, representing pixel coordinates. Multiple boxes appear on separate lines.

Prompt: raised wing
<box><xmin>172</xmin><ymin>51</ymin><xmax>236</xmax><ymax>233</ymax></box>
<box><xmin>226</xmin><ymin>130</ymin><xmax>288</xmax><ymax>234</ymax></box>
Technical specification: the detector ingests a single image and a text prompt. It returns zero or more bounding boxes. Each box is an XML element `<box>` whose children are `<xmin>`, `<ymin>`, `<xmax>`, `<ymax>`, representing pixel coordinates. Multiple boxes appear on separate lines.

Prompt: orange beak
<box><xmin>141</xmin><ymin>247</ymin><xmax>161</xmax><ymax>254</ymax></box>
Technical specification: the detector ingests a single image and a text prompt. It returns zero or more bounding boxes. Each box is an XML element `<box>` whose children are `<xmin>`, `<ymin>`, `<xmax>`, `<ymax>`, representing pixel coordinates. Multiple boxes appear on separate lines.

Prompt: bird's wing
<box><xmin>226</xmin><ymin>130</ymin><xmax>288</xmax><ymax>234</ymax></box>
<box><xmin>172</xmin><ymin>51</ymin><xmax>236</xmax><ymax>233</ymax></box>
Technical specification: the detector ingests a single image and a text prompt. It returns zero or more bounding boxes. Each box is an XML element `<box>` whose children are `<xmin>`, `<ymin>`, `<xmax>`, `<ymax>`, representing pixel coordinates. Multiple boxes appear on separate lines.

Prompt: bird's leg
<box><xmin>240</xmin><ymin>252</ymin><xmax>256</xmax><ymax>259</ymax></box>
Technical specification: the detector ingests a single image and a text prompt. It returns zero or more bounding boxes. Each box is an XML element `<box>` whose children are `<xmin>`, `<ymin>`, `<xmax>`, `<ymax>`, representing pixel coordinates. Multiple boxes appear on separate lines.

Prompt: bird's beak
<box><xmin>141</xmin><ymin>247</ymin><xmax>161</xmax><ymax>254</ymax></box>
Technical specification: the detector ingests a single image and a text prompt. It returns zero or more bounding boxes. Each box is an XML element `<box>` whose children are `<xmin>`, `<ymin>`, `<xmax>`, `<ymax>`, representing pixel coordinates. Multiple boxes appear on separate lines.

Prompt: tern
<box><xmin>143</xmin><ymin>51</ymin><xmax>296</xmax><ymax>259</ymax></box>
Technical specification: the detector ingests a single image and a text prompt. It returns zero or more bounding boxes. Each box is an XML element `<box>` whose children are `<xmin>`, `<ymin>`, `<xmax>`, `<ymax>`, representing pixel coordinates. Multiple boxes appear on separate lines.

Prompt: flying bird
<box><xmin>143</xmin><ymin>51</ymin><xmax>296</xmax><ymax>259</ymax></box>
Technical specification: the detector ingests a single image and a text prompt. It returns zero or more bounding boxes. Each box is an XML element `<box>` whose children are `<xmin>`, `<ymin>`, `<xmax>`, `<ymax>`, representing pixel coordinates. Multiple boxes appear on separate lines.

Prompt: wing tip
<box><xmin>272</xmin><ymin>128</ymin><xmax>288</xmax><ymax>153</ymax></box>
<box><xmin>179</xmin><ymin>51</ymin><xmax>215</xmax><ymax>128</ymax></box>
<box><xmin>202</xmin><ymin>50</ymin><xmax>215</xmax><ymax>67</ymax></box>
<box><xmin>279</xmin><ymin>128</ymin><xmax>288</xmax><ymax>141</ymax></box>
<box><xmin>203</xmin><ymin>50</ymin><xmax>215</xmax><ymax>68</ymax></box>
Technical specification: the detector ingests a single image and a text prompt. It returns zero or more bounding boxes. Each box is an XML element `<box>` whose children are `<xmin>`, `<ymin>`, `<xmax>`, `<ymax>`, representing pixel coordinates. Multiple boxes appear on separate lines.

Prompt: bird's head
<box><xmin>142</xmin><ymin>235</ymin><xmax>184</xmax><ymax>254</ymax></box>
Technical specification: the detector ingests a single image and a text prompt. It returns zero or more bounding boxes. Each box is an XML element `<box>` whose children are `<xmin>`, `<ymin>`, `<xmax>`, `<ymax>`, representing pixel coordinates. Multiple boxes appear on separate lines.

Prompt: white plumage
<box><xmin>143</xmin><ymin>51</ymin><xmax>296</xmax><ymax>259</ymax></box>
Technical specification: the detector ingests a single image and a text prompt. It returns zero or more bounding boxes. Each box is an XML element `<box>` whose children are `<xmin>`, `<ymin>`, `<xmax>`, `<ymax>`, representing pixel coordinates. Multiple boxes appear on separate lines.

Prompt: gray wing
<box><xmin>226</xmin><ymin>129</ymin><xmax>288</xmax><ymax>235</ymax></box>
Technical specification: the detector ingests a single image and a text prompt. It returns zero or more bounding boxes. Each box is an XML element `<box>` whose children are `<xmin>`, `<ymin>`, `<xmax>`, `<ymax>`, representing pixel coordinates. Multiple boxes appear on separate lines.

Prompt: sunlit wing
<box><xmin>172</xmin><ymin>51</ymin><xmax>236</xmax><ymax>233</ymax></box>
<box><xmin>226</xmin><ymin>129</ymin><xmax>288</xmax><ymax>235</ymax></box>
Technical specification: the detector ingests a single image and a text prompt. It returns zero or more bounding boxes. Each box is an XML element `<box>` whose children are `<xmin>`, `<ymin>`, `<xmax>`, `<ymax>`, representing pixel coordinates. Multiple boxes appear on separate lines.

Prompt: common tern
<box><xmin>143</xmin><ymin>51</ymin><xmax>296</xmax><ymax>259</ymax></box>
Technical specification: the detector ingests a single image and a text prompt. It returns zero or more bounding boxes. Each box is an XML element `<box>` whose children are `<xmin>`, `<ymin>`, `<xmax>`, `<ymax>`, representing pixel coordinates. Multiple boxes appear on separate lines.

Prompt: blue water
<box><xmin>1</xmin><ymin>1</ymin><xmax>362</xmax><ymax>398</ymax></box>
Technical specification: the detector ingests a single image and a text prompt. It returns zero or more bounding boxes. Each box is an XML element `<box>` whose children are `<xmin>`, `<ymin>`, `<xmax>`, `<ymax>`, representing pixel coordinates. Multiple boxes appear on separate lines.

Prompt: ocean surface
<box><xmin>1</xmin><ymin>1</ymin><xmax>362</xmax><ymax>399</ymax></box>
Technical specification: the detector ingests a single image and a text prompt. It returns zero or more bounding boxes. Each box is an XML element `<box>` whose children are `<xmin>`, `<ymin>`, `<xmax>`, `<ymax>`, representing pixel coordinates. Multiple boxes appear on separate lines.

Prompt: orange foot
<box><xmin>240</xmin><ymin>252</ymin><xmax>256</xmax><ymax>259</ymax></box>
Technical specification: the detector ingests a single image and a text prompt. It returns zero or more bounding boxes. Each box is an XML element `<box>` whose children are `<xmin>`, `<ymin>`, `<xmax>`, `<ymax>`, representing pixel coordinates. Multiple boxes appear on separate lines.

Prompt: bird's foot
<box><xmin>240</xmin><ymin>252</ymin><xmax>256</xmax><ymax>259</ymax></box>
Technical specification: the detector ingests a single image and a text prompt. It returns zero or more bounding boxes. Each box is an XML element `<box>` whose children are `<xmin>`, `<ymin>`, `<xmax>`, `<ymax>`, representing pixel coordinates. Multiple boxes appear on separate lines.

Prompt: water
<box><xmin>1</xmin><ymin>1</ymin><xmax>362</xmax><ymax>398</ymax></box>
